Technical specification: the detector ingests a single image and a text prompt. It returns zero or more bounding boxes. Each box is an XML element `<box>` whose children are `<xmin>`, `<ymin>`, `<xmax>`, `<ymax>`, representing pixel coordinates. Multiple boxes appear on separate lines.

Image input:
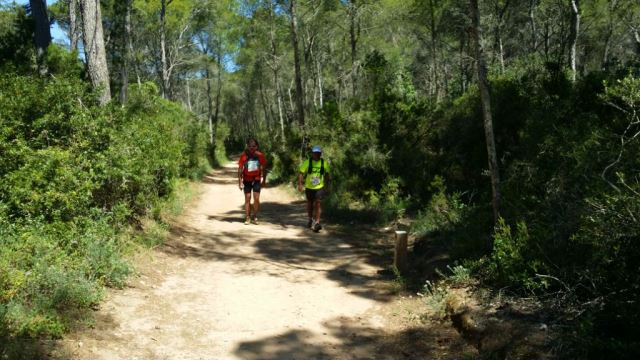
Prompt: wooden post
<box><xmin>394</xmin><ymin>231</ymin><xmax>408</xmax><ymax>274</ymax></box>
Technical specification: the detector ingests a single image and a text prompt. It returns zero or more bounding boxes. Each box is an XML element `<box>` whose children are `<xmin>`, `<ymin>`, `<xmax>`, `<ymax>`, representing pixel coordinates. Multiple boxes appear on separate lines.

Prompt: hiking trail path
<box><xmin>57</xmin><ymin>161</ymin><xmax>472</xmax><ymax>360</ymax></box>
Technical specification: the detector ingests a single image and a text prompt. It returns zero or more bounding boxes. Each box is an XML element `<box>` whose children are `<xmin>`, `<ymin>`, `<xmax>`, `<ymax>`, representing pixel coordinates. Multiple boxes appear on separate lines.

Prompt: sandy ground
<box><xmin>54</xmin><ymin>162</ymin><xmax>471</xmax><ymax>360</ymax></box>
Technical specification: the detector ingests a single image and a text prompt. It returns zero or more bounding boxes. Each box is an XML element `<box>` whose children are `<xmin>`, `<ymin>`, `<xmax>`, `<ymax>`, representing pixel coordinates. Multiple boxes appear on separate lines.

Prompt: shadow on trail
<box><xmin>202</xmin><ymin>166</ymin><xmax>238</xmax><ymax>185</ymax></box>
<box><xmin>233</xmin><ymin>318</ymin><xmax>472</xmax><ymax>360</ymax></box>
<box><xmin>161</xmin><ymin>195</ymin><xmax>397</xmax><ymax>302</ymax></box>
<box><xmin>206</xmin><ymin>200</ymin><xmax>306</xmax><ymax>226</ymax></box>
<box><xmin>163</xmin><ymin>223</ymin><xmax>394</xmax><ymax>301</ymax></box>
<box><xmin>1</xmin><ymin>337</ymin><xmax>50</xmax><ymax>360</ymax></box>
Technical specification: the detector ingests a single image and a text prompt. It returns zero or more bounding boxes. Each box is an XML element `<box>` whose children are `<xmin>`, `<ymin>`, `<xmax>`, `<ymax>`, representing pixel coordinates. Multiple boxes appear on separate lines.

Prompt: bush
<box><xmin>0</xmin><ymin>70</ymin><xmax>209</xmax><ymax>339</ymax></box>
<box><xmin>487</xmin><ymin>219</ymin><xmax>549</xmax><ymax>291</ymax></box>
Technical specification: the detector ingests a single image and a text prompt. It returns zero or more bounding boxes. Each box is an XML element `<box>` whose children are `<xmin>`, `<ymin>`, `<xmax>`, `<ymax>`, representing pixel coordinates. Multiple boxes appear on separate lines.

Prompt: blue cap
<box><xmin>311</xmin><ymin>145</ymin><xmax>322</xmax><ymax>153</ymax></box>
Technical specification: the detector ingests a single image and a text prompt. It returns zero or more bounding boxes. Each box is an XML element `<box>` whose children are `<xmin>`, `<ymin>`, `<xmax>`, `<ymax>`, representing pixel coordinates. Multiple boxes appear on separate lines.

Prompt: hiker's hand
<box><xmin>297</xmin><ymin>184</ymin><xmax>303</xmax><ymax>192</ymax></box>
<box><xmin>238</xmin><ymin>182</ymin><xmax>243</xmax><ymax>191</ymax></box>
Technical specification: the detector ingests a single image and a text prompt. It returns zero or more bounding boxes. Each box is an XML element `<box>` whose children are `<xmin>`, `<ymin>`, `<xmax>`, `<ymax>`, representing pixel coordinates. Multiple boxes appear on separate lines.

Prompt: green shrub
<box><xmin>488</xmin><ymin>219</ymin><xmax>548</xmax><ymax>291</ymax></box>
<box><xmin>0</xmin><ymin>70</ymin><xmax>210</xmax><ymax>340</ymax></box>
<box><xmin>0</xmin><ymin>220</ymin><xmax>104</xmax><ymax>337</ymax></box>
<box><xmin>410</xmin><ymin>176</ymin><xmax>466</xmax><ymax>238</ymax></box>
<box><xmin>2</xmin><ymin>148</ymin><xmax>95</xmax><ymax>221</ymax></box>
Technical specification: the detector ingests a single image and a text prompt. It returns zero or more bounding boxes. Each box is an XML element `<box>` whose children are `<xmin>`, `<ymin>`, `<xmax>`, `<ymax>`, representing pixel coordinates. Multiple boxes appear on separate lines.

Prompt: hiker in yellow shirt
<box><xmin>297</xmin><ymin>145</ymin><xmax>331</xmax><ymax>232</ymax></box>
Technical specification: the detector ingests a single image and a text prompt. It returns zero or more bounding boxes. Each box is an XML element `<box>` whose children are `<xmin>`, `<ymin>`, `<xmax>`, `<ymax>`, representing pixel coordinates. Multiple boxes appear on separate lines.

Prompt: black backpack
<box><xmin>307</xmin><ymin>157</ymin><xmax>324</xmax><ymax>176</ymax></box>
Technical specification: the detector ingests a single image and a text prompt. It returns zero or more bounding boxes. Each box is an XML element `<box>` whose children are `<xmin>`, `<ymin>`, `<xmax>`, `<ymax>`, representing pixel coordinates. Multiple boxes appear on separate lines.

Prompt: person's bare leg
<box><xmin>306</xmin><ymin>198</ymin><xmax>314</xmax><ymax>227</ymax></box>
<box><xmin>314</xmin><ymin>199</ymin><xmax>322</xmax><ymax>224</ymax></box>
<box><xmin>252</xmin><ymin>192</ymin><xmax>261</xmax><ymax>222</ymax></box>
<box><xmin>306</xmin><ymin>200</ymin><xmax>313</xmax><ymax>219</ymax></box>
<box><xmin>244</xmin><ymin>192</ymin><xmax>252</xmax><ymax>219</ymax></box>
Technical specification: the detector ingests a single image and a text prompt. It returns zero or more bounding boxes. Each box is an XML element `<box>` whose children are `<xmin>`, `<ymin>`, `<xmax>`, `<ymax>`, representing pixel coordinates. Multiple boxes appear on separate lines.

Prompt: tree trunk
<box><xmin>119</xmin><ymin>0</ymin><xmax>132</xmax><ymax>104</ymax></box>
<box><xmin>494</xmin><ymin>0</ymin><xmax>510</xmax><ymax>74</ymax></box>
<box><xmin>289</xmin><ymin>0</ymin><xmax>305</xmax><ymax>127</ymax></box>
<box><xmin>316</xmin><ymin>56</ymin><xmax>323</xmax><ymax>108</ymax></box>
<box><xmin>428</xmin><ymin>0</ymin><xmax>439</xmax><ymax>99</ymax></box>
<box><xmin>569</xmin><ymin>0</ymin><xmax>580</xmax><ymax>82</ymax></box>
<box><xmin>459</xmin><ymin>32</ymin><xmax>467</xmax><ymax>95</ymax></box>
<box><xmin>206</xmin><ymin>67</ymin><xmax>214</xmax><ymax>145</ymax></box>
<box><xmin>127</xmin><ymin>1</ymin><xmax>141</xmax><ymax>87</ymax></box>
<box><xmin>69</xmin><ymin>0</ymin><xmax>79</xmax><ymax>51</ymax></box>
<box><xmin>160</xmin><ymin>0</ymin><xmax>172</xmax><ymax>99</ymax></box>
<box><xmin>80</xmin><ymin>0</ymin><xmax>111</xmax><ymax>105</ymax></box>
<box><xmin>288</xmin><ymin>79</ymin><xmax>295</xmax><ymax>115</ymax></box>
<box><xmin>543</xmin><ymin>22</ymin><xmax>550</xmax><ymax>60</ymax></box>
<box><xmin>269</xmin><ymin>1</ymin><xmax>286</xmax><ymax>150</ymax></box>
<box><xmin>529</xmin><ymin>0</ymin><xmax>537</xmax><ymax>52</ymax></box>
<box><xmin>348</xmin><ymin>0</ymin><xmax>358</xmax><ymax>97</ymax></box>
<box><xmin>213</xmin><ymin>46</ymin><xmax>223</xmax><ymax>144</ymax></box>
<box><xmin>276</xmin><ymin>83</ymin><xmax>286</xmax><ymax>150</ymax></box>
<box><xmin>259</xmin><ymin>82</ymin><xmax>271</xmax><ymax>131</ymax></box>
<box><xmin>29</xmin><ymin>0</ymin><xmax>51</xmax><ymax>74</ymax></box>
<box><xmin>469</xmin><ymin>0</ymin><xmax>501</xmax><ymax>224</ymax></box>
<box><xmin>186</xmin><ymin>77</ymin><xmax>192</xmax><ymax>111</ymax></box>
<box><xmin>602</xmin><ymin>26</ymin><xmax>612</xmax><ymax>68</ymax></box>
<box><xmin>634</xmin><ymin>28</ymin><xmax>640</xmax><ymax>56</ymax></box>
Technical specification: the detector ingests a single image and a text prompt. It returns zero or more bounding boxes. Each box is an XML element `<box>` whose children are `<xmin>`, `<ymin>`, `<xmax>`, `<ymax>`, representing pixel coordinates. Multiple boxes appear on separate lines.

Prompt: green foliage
<box><xmin>0</xmin><ymin>4</ymin><xmax>33</xmax><ymax>70</ymax></box>
<box><xmin>439</xmin><ymin>263</ymin><xmax>472</xmax><ymax>286</ymax></box>
<box><xmin>410</xmin><ymin>176</ymin><xmax>466</xmax><ymax>238</ymax></box>
<box><xmin>487</xmin><ymin>219</ymin><xmax>548</xmax><ymax>291</ymax></box>
<box><xmin>2</xmin><ymin>148</ymin><xmax>95</xmax><ymax>221</ymax></box>
<box><xmin>418</xmin><ymin>280</ymin><xmax>448</xmax><ymax>317</ymax></box>
<box><xmin>0</xmin><ymin>68</ymin><xmax>209</xmax><ymax>339</ymax></box>
<box><xmin>44</xmin><ymin>44</ymin><xmax>84</xmax><ymax>78</ymax></box>
<box><xmin>0</xmin><ymin>220</ymin><xmax>105</xmax><ymax>337</ymax></box>
<box><xmin>301</xmin><ymin>52</ymin><xmax>640</xmax><ymax>354</ymax></box>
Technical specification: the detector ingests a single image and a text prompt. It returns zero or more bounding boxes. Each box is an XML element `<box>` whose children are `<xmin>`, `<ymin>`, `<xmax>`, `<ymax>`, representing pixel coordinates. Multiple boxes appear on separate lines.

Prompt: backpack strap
<box><xmin>307</xmin><ymin>158</ymin><xmax>325</xmax><ymax>176</ymax></box>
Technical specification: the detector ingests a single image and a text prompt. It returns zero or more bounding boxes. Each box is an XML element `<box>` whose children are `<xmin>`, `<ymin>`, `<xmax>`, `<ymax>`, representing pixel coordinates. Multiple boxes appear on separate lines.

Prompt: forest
<box><xmin>1</xmin><ymin>0</ymin><xmax>639</xmax><ymax>358</ymax></box>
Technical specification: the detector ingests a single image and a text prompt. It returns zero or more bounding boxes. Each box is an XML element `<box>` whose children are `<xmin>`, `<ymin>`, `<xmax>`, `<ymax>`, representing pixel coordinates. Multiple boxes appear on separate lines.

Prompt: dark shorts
<box><xmin>305</xmin><ymin>188</ymin><xmax>325</xmax><ymax>201</ymax></box>
<box><xmin>243</xmin><ymin>180</ymin><xmax>261</xmax><ymax>194</ymax></box>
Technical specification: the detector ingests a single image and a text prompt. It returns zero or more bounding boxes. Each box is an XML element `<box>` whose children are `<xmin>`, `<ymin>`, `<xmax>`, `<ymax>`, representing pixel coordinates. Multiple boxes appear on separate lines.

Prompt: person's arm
<box><xmin>238</xmin><ymin>156</ymin><xmax>245</xmax><ymax>190</ymax></box>
<box><xmin>260</xmin><ymin>153</ymin><xmax>268</xmax><ymax>185</ymax></box>
<box><xmin>297</xmin><ymin>160</ymin><xmax>306</xmax><ymax>192</ymax></box>
<box><xmin>325</xmin><ymin>172</ymin><xmax>332</xmax><ymax>193</ymax></box>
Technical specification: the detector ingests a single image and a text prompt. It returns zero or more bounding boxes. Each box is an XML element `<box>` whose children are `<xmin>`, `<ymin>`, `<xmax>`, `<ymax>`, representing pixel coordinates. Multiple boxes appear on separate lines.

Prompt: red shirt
<box><xmin>238</xmin><ymin>151</ymin><xmax>267</xmax><ymax>181</ymax></box>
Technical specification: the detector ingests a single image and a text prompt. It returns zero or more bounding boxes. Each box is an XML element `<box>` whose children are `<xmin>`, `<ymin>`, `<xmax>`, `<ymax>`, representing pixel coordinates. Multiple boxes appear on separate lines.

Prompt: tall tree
<box><xmin>469</xmin><ymin>0</ymin><xmax>501</xmax><ymax>223</ymax></box>
<box><xmin>347</xmin><ymin>0</ymin><xmax>361</xmax><ymax>96</ymax></box>
<box><xmin>160</xmin><ymin>0</ymin><xmax>171</xmax><ymax>99</ymax></box>
<box><xmin>492</xmin><ymin>0</ymin><xmax>511</xmax><ymax>73</ymax></box>
<box><xmin>268</xmin><ymin>1</ymin><xmax>286</xmax><ymax>149</ymax></box>
<box><xmin>68</xmin><ymin>0</ymin><xmax>79</xmax><ymax>51</ymax></box>
<box><xmin>133</xmin><ymin>0</ymin><xmax>194</xmax><ymax>100</ymax></box>
<box><xmin>569</xmin><ymin>0</ymin><xmax>580</xmax><ymax>82</ymax></box>
<box><xmin>119</xmin><ymin>0</ymin><xmax>132</xmax><ymax>104</ymax></box>
<box><xmin>289</xmin><ymin>0</ymin><xmax>305</xmax><ymax>128</ymax></box>
<box><xmin>29</xmin><ymin>0</ymin><xmax>51</xmax><ymax>73</ymax></box>
<box><xmin>192</xmin><ymin>0</ymin><xmax>239</xmax><ymax>148</ymax></box>
<box><xmin>79</xmin><ymin>0</ymin><xmax>111</xmax><ymax>104</ymax></box>
<box><xmin>528</xmin><ymin>0</ymin><xmax>537</xmax><ymax>53</ymax></box>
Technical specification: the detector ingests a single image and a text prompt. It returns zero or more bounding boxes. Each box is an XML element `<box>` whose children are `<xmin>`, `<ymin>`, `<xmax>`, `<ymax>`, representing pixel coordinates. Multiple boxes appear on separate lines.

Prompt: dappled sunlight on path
<box><xmin>58</xmin><ymin>160</ymin><xmax>436</xmax><ymax>359</ymax></box>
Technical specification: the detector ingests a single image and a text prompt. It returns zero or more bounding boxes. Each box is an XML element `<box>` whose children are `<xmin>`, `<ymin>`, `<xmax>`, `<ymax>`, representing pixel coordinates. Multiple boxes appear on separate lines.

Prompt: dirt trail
<box><xmin>58</xmin><ymin>162</ymin><xmax>439</xmax><ymax>360</ymax></box>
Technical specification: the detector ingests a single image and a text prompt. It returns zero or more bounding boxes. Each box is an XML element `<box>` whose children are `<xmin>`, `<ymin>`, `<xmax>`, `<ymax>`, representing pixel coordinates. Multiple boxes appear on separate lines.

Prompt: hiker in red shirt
<box><xmin>238</xmin><ymin>138</ymin><xmax>267</xmax><ymax>225</ymax></box>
